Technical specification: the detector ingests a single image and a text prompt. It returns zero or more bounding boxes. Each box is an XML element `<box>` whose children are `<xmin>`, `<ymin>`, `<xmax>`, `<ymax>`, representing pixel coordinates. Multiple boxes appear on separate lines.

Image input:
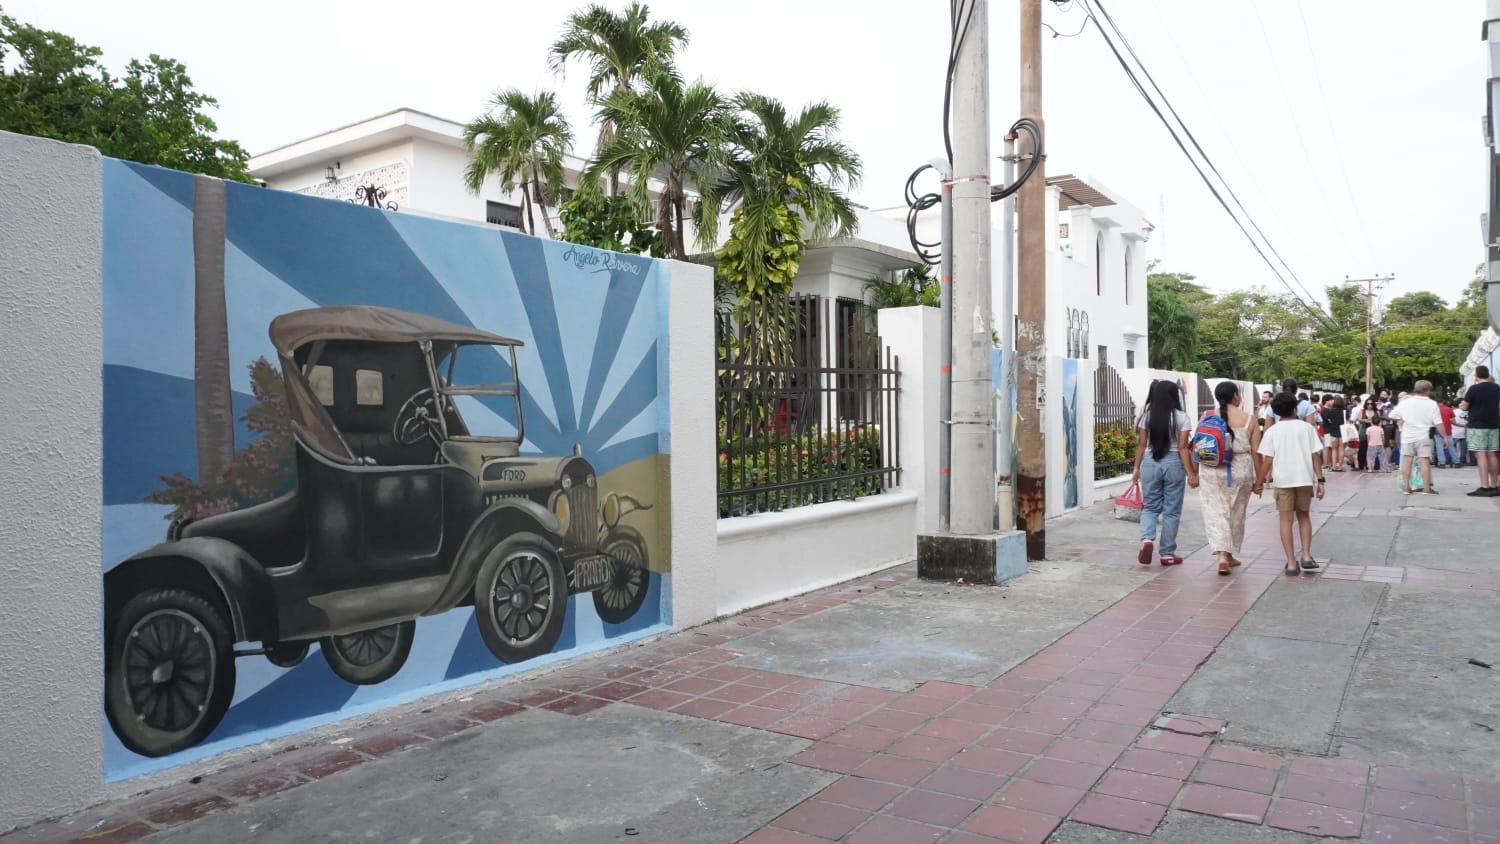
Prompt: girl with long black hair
<box><xmin>1200</xmin><ymin>381</ymin><xmax>1262</xmax><ymax>575</ymax></box>
<box><xmin>1130</xmin><ymin>380</ymin><xmax>1199</xmax><ymax>565</ymax></box>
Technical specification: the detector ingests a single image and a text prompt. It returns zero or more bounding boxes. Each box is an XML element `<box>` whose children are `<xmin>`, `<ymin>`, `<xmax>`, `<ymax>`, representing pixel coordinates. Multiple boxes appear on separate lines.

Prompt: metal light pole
<box><xmin>996</xmin><ymin>132</ymin><xmax>1017</xmax><ymax>529</ymax></box>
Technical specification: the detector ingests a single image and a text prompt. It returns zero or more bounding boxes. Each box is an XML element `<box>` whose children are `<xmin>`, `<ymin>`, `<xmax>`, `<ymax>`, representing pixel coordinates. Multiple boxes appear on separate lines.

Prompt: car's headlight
<box><xmin>603</xmin><ymin>492</ymin><xmax>620</xmax><ymax>528</ymax></box>
<box><xmin>560</xmin><ymin>474</ymin><xmax>573</xmax><ymax>491</ymax></box>
<box><xmin>551</xmin><ymin>491</ymin><xmax>571</xmax><ymax>535</ymax></box>
<box><xmin>585</xmin><ymin>474</ymin><xmax>596</xmax><ymax>489</ymax></box>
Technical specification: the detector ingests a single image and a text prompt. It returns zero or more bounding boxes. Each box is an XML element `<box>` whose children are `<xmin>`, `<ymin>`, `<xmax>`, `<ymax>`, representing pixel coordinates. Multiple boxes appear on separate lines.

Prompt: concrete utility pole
<box><xmin>1015</xmin><ymin>0</ymin><xmax>1047</xmax><ymax>559</ymax></box>
<box><xmin>1347</xmin><ymin>273</ymin><xmax>1394</xmax><ymax>396</ymax></box>
<box><xmin>948</xmin><ymin>0</ymin><xmax>996</xmax><ymax>537</ymax></box>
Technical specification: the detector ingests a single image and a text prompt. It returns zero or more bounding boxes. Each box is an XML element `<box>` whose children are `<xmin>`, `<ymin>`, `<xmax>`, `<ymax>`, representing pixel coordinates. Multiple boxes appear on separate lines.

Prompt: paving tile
<box><xmin>626</xmin><ymin>688</ymin><xmax>694</xmax><ymax>711</ymax></box>
<box><xmin>541</xmin><ymin>695</ymin><xmax>611</xmax><ymax>716</ymax></box>
<box><xmin>1374</xmin><ymin>766</ymin><xmax>1466</xmax><ymax>801</ymax></box>
<box><xmin>292</xmin><ymin>749</ymin><xmax>366</xmax><ymax>781</ymax></box>
<box><xmin>349</xmin><ymin>731</ymin><xmax>424</xmax><ymax>758</ymax></box>
<box><xmin>702</xmin><ymin>682</ymin><xmax>772</xmax><ymax>704</ymax></box>
<box><xmin>211</xmin><ymin>768</ymin><xmax>309</xmax><ymax>802</ymax></box>
<box><xmin>1046</xmin><ymin>681</ymin><xmax>1109</xmax><ymax>702</ymax></box>
<box><xmin>887</xmin><ymin>734</ymin><xmax>965</xmax><ymax>763</ymax></box>
<box><xmin>803</xmin><ymin>699</ymin><xmax>880</xmax><ymax>722</ymax></box>
<box><xmin>139</xmin><ymin>791</ymin><xmax>233</xmax><ymax>826</ymax></box>
<box><xmin>1022</xmin><ymin>758</ymin><xmax>1106</xmax><ymax>790</ymax></box>
<box><xmin>462</xmin><ymin>698</ymin><xmax>526</xmax><ymax>721</ymax></box>
<box><xmin>670</xmin><ymin>696</ymin><xmax>739</xmax><ymax>720</ymax></box>
<box><xmin>772</xmin><ymin>798</ymin><xmax>870</xmax><ymax>839</ymax></box>
<box><xmin>1152</xmin><ymin>713</ymin><xmax>1225</xmax><ymax>736</ymax></box>
<box><xmin>757</xmin><ymin>690</ymin><xmax>815</xmax><ymax>712</ymax></box>
<box><xmin>917</xmin><ymin>717</ymin><xmax>991</xmax><ymax>743</ymax></box>
<box><xmin>742</xmin><ymin>826</ymin><xmax>828</xmax><ymax>842</ymax></box>
<box><xmin>1070</xmin><ymin>793</ymin><xmax>1168</xmax><ymax>836</ymax></box>
<box><xmin>994</xmin><ymin>778</ymin><xmax>1087</xmax><ymax>816</ymax></box>
<box><xmin>1047</xmin><ymin>738</ymin><xmax>1125</xmax><ymax>767</ymax></box>
<box><xmin>1365</xmin><ymin>816</ymin><xmax>1467</xmax><ymax>843</ymax></box>
<box><xmin>770</xmin><ymin>714</ymin><xmax>845</xmax><ymax>741</ymax></box>
<box><xmin>697</xmin><ymin>664</ymin><xmax>759</xmax><ymax>683</ymax></box>
<box><xmin>888</xmin><ymin>789</ymin><xmax>982</xmax><ymax>826</ymax></box>
<box><xmin>945</xmin><ymin>702</ymin><xmax>1017</xmax><ymax>726</ymax></box>
<box><xmin>1101</xmin><ymin>687</ymin><xmax>1174</xmax><ymax>710</ymax></box>
<box><xmin>920</xmin><ymin>765</ymin><xmax>1008</xmax><ymax>801</ymax></box>
<box><xmin>1475</xmin><ymin>780</ymin><xmax>1500</xmax><ymax>808</ymax></box>
<box><xmin>1115</xmin><ymin>748</ymin><xmax>1198</xmax><ymax>779</ymax></box>
<box><xmin>738</xmin><ymin>671</ymin><xmax>803</xmax><ymax>690</ymax></box>
<box><xmin>950</xmin><ymin>746</ymin><xmax>1030</xmax><ymax>776</ymax></box>
<box><xmin>912</xmin><ymin>680</ymin><xmax>979</xmax><ymax>700</ymax></box>
<box><xmin>1005</xmin><ymin>710</ymin><xmax>1075</xmax><ymax>735</ymax></box>
<box><xmin>854</xmin><ymin>753</ymin><xmax>943</xmax><ymax>786</ymax></box>
<box><xmin>990</xmin><ymin>675</ymin><xmax>1052</xmax><ymax>696</ymax></box>
<box><xmin>1093</xmin><ymin>769</ymin><xmax>1183</xmax><ymax>806</ymax></box>
<box><xmin>1206</xmin><ymin>744</ymin><xmax>1281</xmax><ymax>769</ymax></box>
<box><xmin>979</xmin><ymin>727</ymin><xmax>1056</xmax><ymax>755</ymax></box>
<box><xmin>510</xmin><ymin>687</ymin><xmax>570</xmax><ymax>707</ymax></box>
<box><xmin>1370</xmin><ymin>788</ymin><xmax>1467</xmax><ymax>829</ymax></box>
<box><xmin>1475</xmin><ymin>804</ymin><xmax>1500</xmax><ymax>836</ymax></box>
<box><xmin>1023</xmin><ymin>695</ymin><xmax>1091</xmax><ymax>718</ymax></box>
<box><xmin>1177</xmin><ymin>783</ymin><xmax>1271</xmax><ymax>824</ymax></box>
<box><xmin>53</xmin><ymin>820</ymin><xmax>155</xmax><ymax>843</ymax></box>
<box><xmin>816</xmin><ymin>776</ymin><xmax>906</xmax><ymax>811</ymax></box>
<box><xmin>1067</xmin><ymin>719</ymin><xmax>1142</xmax><ymax>745</ymax></box>
<box><xmin>1280</xmin><ymin>773</ymin><xmax>1367</xmax><ymax>811</ymax></box>
<box><xmin>946</xmin><ymin>833</ymin><xmax>1007</xmax><ymax>844</ymax></box>
<box><xmin>962</xmin><ymin>805</ymin><xmax>1063</xmax><ymax>844</ymax></box>
<box><xmin>720</xmin><ymin>705</ymin><xmax>785</xmax><ymax>728</ymax></box>
<box><xmin>836</xmin><ymin>686</ymin><xmax>903</xmax><ymax>705</ymax></box>
<box><xmin>826</xmin><ymin>724</ymin><xmax>904</xmax><ymax>752</ymax></box>
<box><xmin>1135</xmin><ymin>728</ymin><xmax>1211</xmax><ymax>757</ymax></box>
<box><xmin>885</xmin><ymin>694</ymin><xmax>953</xmax><ymax>716</ymax></box>
<box><xmin>1088</xmin><ymin>704</ymin><xmax>1159</xmax><ymax>728</ymax></box>
<box><xmin>1288</xmin><ymin>757</ymin><xmax>1370</xmax><ymax>785</ymax></box>
<box><xmin>846</xmin><ymin>814</ymin><xmax>945</xmax><ymax>844</ymax></box>
<box><xmin>1193</xmin><ymin>759</ymin><xmax>1280</xmax><ymax>795</ymax></box>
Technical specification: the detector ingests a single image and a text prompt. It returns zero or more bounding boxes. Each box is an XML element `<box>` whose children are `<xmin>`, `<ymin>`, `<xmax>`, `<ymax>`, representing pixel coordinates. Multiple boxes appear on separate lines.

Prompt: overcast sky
<box><xmin>9</xmin><ymin>0</ymin><xmax>1485</xmax><ymax>309</ymax></box>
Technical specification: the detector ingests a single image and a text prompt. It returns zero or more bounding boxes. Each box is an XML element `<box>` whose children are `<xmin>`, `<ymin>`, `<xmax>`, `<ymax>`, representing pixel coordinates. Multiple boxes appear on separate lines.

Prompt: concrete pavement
<box><xmin>7</xmin><ymin>466</ymin><xmax>1499</xmax><ymax>844</ymax></box>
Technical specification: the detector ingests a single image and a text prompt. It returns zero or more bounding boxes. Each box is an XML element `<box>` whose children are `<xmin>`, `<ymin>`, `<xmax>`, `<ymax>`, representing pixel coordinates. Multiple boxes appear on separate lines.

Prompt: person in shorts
<box><xmin>1255</xmin><ymin>393</ymin><xmax>1326</xmax><ymax>576</ymax></box>
<box><xmin>1365</xmin><ymin>420</ymin><xmax>1388</xmax><ymax>472</ymax></box>
<box><xmin>1390</xmin><ymin>381</ymin><xmax>1444</xmax><ymax>495</ymax></box>
<box><xmin>1462</xmin><ymin>365</ymin><xmax>1500</xmax><ymax>496</ymax></box>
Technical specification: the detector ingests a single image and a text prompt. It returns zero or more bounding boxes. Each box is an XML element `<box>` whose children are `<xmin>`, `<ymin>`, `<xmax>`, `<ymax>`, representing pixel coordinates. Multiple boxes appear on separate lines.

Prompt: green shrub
<box><xmin>717</xmin><ymin>426</ymin><xmax>886</xmax><ymax>517</ymax></box>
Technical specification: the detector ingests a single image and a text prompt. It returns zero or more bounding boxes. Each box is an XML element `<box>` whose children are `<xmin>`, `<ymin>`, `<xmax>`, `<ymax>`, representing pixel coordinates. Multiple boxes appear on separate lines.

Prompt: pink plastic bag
<box><xmin>1113</xmin><ymin>480</ymin><xmax>1143</xmax><ymax>521</ymax></box>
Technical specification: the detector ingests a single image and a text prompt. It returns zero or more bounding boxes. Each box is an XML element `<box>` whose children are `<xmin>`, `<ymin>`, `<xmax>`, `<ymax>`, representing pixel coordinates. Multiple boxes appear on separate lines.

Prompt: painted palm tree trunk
<box><xmin>192</xmin><ymin>175</ymin><xmax>235</xmax><ymax>485</ymax></box>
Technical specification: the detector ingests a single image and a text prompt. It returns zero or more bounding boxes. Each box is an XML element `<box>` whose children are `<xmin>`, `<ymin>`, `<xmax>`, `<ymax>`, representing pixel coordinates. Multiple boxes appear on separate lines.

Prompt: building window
<box><xmin>354</xmin><ymin>370</ymin><xmax>384</xmax><ymax>406</ymax></box>
<box><xmin>1123</xmin><ymin>244</ymin><xmax>1132</xmax><ymax>305</ymax></box>
<box><xmin>486</xmin><ymin>201</ymin><xmax>523</xmax><ymax>229</ymax></box>
<box><xmin>1126</xmin><ymin>350</ymin><xmax>1136</xmax><ymax>369</ymax></box>
<box><xmin>1095</xmin><ymin>233</ymin><xmax>1105</xmax><ymax>296</ymax></box>
<box><xmin>1098</xmin><ymin>345</ymin><xmax>1108</xmax><ymax>366</ymax></box>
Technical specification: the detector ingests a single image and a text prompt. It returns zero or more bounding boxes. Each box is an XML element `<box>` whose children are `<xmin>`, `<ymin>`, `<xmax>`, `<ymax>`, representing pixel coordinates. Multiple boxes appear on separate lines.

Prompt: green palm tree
<box><xmin>462</xmin><ymin>89</ymin><xmax>573</xmax><ymax>238</ymax></box>
<box><xmin>709</xmin><ymin>93</ymin><xmax>862</xmax><ymax>299</ymax></box>
<box><xmin>588</xmin><ymin>72</ymin><xmax>724</xmax><ymax>259</ymax></box>
<box><xmin>549</xmin><ymin>2</ymin><xmax>689</xmax><ymax>188</ymax></box>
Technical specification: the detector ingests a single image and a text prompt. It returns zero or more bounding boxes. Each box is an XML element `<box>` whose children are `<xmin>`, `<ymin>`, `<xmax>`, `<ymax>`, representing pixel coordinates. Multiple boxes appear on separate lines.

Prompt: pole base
<box><xmin>917</xmin><ymin>531</ymin><xmax>1028</xmax><ymax>585</ymax></box>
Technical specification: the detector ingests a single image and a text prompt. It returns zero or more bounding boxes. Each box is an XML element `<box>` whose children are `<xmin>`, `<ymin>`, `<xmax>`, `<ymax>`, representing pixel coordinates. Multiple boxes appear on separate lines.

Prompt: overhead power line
<box><xmin>1077</xmin><ymin>0</ymin><xmax>1338</xmax><ymax>331</ymax></box>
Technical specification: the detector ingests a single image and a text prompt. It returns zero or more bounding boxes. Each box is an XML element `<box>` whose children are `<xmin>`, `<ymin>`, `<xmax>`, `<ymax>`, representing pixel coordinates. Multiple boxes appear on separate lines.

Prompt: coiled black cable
<box><xmin>905</xmin><ymin>117</ymin><xmax>1044</xmax><ymax>266</ymax></box>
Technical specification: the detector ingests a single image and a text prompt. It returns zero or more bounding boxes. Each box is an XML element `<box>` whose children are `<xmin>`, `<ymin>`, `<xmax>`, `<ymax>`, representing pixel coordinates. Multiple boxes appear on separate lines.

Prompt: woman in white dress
<box><xmin>1198</xmin><ymin>381</ymin><xmax>1262</xmax><ymax>576</ymax></box>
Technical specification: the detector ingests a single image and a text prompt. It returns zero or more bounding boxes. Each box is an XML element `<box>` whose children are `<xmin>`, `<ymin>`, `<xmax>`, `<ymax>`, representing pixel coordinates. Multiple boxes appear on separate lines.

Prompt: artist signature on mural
<box><xmin>561</xmin><ymin>245</ymin><xmax>642</xmax><ymax>276</ymax></box>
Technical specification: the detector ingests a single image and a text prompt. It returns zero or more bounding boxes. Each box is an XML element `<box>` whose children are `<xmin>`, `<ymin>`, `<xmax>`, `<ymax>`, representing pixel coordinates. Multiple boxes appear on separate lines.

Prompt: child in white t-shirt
<box><xmin>1254</xmin><ymin>393</ymin><xmax>1326</xmax><ymax>576</ymax></box>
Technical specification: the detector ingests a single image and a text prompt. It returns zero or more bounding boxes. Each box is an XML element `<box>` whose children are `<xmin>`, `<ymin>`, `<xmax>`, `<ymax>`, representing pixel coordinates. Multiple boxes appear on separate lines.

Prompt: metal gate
<box><xmin>1094</xmin><ymin>364</ymin><xmax>1137</xmax><ymax>480</ymax></box>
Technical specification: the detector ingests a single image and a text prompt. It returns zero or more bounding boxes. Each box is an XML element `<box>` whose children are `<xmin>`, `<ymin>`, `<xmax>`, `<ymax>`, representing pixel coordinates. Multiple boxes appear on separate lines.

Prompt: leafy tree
<box><xmin>0</xmin><ymin>10</ymin><xmax>250</xmax><ymax>180</ymax></box>
<box><xmin>710</xmin><ymin>93</ymin><xmax>862</xmax><ymax>300</ymax></box>
<box><xmin>462</xmin><ymin>89</ymin><xmax>574</xmax><ymax>238</ymax></box>
<box><xmin>1146</xmin><ymin>272</ymin><xmax>1199</xmax><ymax>371</ymax></box>
<box><xmin>557</xmin><ymin>181</ymin><xmax>663</xmax><ymax>255</ymax></box>
<box><xmin>1377</xmin><ymin>323</ymin><xmax>1471</xmax><ymax>396</ymax></box>
<box><xmin>549</xmin><ymin>2</ymin><xmax>688</xmax><ymax>190</ymax></box>
<box><xmin>588</xmin><ymin>71</ymin><xmax>724</xmax><ymax>259</ymax></box>
<box><xmin>1383</xmin><ymin>291</ymin><xmax>1447</xmax><ymax>327</ymax></box>
<box><xmin>149</xmin><ymin>358</ymin><xmax>295</xmax><ymax>521</ymax></box>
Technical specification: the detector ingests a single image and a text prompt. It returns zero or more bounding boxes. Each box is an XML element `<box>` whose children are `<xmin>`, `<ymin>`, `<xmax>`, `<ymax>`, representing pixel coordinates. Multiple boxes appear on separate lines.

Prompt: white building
<box><xmin>876</xmin><ymin>173</ymin><xmax>1153</xmax><ymax>372</ymax></box>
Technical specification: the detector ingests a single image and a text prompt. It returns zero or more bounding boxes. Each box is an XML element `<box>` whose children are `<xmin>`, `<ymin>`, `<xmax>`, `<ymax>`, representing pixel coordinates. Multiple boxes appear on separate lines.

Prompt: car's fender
<box><xmin>426</xmin><ymin>498</ymin><xmax>561</xmax><ymax>614</ymax></box>
<box><xmin>104</xmin><ymin>537</ymin><xmax>274</xmax><ymax>644</ymax></box>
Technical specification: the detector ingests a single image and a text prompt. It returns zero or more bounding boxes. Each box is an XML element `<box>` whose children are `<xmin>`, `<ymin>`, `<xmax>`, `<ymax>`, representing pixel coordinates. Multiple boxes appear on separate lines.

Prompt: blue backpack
<box><xmin>1191</xmin><ymin>412</ymin><xmax>1234</xmax><ymax>486</ymax></box>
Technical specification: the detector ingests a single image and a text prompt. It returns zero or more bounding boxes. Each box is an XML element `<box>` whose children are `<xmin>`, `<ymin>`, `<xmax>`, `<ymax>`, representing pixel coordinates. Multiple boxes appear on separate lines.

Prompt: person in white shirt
<box><xmin>1388</xmin><ymin>380</ymin><xmax>1445</xmax><ymax>495</ymax></box>
<box><xmin>1255</xmin><ymin>393</ymin><xmax>1326</xmax><ymax>575</ymax></box>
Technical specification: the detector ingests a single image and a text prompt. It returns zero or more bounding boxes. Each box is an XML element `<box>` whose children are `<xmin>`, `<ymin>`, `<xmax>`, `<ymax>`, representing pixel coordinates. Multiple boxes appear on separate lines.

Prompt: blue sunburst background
<box><xmin>101</xmin><ymin>159</ymin><xmax>673</xmax><ymax>780</ymax></box>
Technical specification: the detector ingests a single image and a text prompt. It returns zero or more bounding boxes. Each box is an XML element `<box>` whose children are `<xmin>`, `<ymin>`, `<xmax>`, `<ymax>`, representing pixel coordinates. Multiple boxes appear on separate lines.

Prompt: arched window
<box><xmin>1124</xmin><ymin>244</ymin><xmax>1132</xmax><ymax>304</ymax></box>
<box><xmin>1096</xmin><ymin>233</ymin><xmax>1105</xmax><ymax>296</ymax></box>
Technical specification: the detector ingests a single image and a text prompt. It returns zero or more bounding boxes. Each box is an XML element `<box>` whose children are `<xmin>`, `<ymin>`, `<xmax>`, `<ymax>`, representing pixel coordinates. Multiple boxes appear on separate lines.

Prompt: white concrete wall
<box><xmin>715</xmin><ymin>493</ymin><xmax>918</xmax><ymax>616</ymax></box>
<box><xmin>664</xmin><ymin>259</ymin><xmax>719</xmax><ymax>629</ymax></box>
<box><xmin>0</xmin><ymin>131</ymin><xmax>107</xmax><ymax>831</ymax></box>
<box><xmin>878</xmin><ymin>306</ymin><xmax>942</xmax><ymax>533</ymax></box>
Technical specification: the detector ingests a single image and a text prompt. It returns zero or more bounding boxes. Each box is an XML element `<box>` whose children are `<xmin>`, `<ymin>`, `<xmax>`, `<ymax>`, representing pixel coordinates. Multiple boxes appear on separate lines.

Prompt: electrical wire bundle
<box><xmin>905</xmin><ymin>0</ymin><xmax>1045</xmax><ymax>266</ymax></box>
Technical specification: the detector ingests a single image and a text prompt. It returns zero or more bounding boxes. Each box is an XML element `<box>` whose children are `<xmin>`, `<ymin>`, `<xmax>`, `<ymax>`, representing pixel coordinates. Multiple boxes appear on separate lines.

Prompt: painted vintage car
<box><xmin>104</xmin><ymin>305</ymin><xmax>652</xmax><ymax>757</ymax></box>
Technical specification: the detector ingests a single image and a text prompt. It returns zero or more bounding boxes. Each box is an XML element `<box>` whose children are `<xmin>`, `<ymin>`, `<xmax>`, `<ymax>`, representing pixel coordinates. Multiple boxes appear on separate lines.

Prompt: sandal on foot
<box><xmin>1299</xmin><ymin>558</ymin><xmax>1320</xmax><ymax>571</ymax></box>
<box><xmin>1138</xmin><ymin>540</ymin><xmax>1154</xmax><ymax>565</ymax></box>
<box><xmin>1218</xmin><ymin>561</ymin><xmax>1231</xmax><ymax>576</ymax></box>
<box><xmin>1284</xmin><ymin>565</ymin><xmax>1302</xmax><ymax>576</ymax></box>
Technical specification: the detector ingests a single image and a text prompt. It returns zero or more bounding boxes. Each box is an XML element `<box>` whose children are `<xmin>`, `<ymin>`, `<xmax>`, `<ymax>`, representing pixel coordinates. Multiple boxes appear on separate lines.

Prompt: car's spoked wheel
<box><xmin>105</xmin><ymin>588</ymin><xmax>236</xmax><ymax>758</ymax></box>
<box><xmin>321</xmin><ymin>621</ymin><xmax>414</xmax><ymax>685</ymax></box>
<box><xmin>475</xmin><ymin>532</ymin><xmax>566</xmax><ymax>663</ymax></box>
<box><xmin>592</xmin><ymin>535</ymin><xmax>650</xmax><ymax>624</ymax></box>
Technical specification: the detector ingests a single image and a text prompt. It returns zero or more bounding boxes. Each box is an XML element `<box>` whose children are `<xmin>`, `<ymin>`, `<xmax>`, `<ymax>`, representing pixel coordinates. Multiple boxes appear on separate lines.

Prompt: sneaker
<box><xmin>1467</xmin><ymin>487</ymin><xmax>1492</xmax><ymax>497</ymax></box>
<box><xmin>1138</xmin><ymin>540</ymin><xmax>1154</xmax><ymax>565</ymax></box>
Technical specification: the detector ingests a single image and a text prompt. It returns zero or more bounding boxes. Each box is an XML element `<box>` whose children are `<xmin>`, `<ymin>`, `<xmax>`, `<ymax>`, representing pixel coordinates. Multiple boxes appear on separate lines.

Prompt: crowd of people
<box><xmin>1129</xmin><ymin>366</ymin><xmax>1500</xmax><ymax>578</ymax></box>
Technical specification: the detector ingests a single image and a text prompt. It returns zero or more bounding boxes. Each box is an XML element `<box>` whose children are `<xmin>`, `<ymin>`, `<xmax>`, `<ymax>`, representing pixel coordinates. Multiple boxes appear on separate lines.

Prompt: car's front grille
<box><xmin>566</xmin><ymin>484</ymin><xmax>597</xmax><ymax>547</ymax></box>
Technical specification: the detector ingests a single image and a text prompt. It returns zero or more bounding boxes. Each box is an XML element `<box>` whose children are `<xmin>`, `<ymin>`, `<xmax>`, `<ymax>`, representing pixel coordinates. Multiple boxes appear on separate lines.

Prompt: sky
<box><xmin>9</xmin><ymin>0</ymin><xmax>1486</xmax><ymax>310</ymax></box>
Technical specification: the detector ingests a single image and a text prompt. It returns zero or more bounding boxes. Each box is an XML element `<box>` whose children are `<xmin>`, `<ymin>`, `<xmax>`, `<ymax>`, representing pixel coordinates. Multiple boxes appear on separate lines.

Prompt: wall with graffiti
<box><xmin>101</xmin><ymin>160</ymin><xmax>672</xmax><ymax>779</ymax></box>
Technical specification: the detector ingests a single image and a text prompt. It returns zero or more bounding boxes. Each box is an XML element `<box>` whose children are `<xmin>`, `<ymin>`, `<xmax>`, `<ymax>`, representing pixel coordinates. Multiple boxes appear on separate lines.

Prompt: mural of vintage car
<box><xmin>104</xmin><ymin>305</ymin><xmax>654</xmax><ymax>758</ymax></box>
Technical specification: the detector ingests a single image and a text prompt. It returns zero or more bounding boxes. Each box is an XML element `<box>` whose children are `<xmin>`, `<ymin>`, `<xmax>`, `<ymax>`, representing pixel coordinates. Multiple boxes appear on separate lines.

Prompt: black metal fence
<box><xmin>716</xmin><ymin>295</ymin><xmax>901</xmax><ymax>518</ymax></box>
<box><xmin>1094</xmin><ymin>363</ymin><xmax>1137</xmax><ymax>480</ymax></box>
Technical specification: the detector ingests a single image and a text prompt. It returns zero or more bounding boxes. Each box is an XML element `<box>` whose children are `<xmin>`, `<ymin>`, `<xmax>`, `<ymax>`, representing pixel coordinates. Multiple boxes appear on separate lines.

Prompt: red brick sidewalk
<box><xmin>14</xmin><ymin>477</ymin><xmax>1498</xmax><ymax>843</ymax></box>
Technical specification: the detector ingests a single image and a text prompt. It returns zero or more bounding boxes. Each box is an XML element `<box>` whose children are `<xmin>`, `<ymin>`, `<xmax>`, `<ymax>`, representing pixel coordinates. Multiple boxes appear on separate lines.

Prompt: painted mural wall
<box><xmin>101</xmin><ymin>159</ymin><xmax>672</xmax><ymax>779</ymax></box>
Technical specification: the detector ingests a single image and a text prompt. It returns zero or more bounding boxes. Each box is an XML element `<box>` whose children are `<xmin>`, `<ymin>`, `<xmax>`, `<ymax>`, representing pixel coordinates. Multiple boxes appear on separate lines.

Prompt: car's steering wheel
<box><xmin>393</xmin><ymin>388</ymin><xmax>444</xmax><ymax>446</ymax></box>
